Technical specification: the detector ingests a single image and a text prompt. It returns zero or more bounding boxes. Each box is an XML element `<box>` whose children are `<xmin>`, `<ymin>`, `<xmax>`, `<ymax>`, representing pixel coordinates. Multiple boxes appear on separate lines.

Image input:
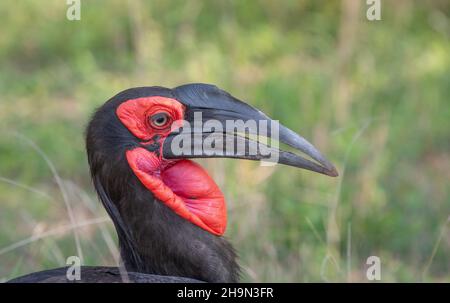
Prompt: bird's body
<box><xmin>9</xmin><ymin>84</ymin><xmax>337</xmax><ymax>283</ymax></box>
<box><xmin>8</xmin><ymin>267</ymin><xmax>202</xmax><ymax>283</ymax></box>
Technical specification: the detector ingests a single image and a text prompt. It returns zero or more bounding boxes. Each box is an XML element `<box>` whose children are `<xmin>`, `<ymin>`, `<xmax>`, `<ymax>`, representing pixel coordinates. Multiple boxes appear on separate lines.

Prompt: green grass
<box><xmin>0</xmin><ymin>0</ymin><xmax>449</xmax><ymax>282</ymax></box>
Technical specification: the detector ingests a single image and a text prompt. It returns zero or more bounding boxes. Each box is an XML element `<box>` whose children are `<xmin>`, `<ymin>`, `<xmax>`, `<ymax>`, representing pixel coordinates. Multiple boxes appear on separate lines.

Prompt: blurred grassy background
<box><xmin>0</xmin><ymin>0</ymin><xmax>449</xmax><ymax>282</ymax></box>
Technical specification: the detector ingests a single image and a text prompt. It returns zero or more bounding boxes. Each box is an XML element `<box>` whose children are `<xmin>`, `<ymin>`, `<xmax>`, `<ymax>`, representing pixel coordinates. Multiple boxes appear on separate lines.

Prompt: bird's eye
<box><xmin>149</xmin><ymin>112</ymin><xmax>171</xmax><ymax>129</ymax></box>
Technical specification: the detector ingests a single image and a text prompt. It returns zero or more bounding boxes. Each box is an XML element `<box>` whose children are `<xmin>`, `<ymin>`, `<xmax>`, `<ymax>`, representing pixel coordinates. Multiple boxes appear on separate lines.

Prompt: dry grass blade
<box><xmin>422</xmin><ymin>216</ymin><xmax>450</xmax><ymax>280</ymax></box>
<box><xmin>14</xmin><ymin>132</ymin><xmax>84</xmax><ymax>263</ymax></box>
<box><xmin>0</xmin><ymin>217</ymin><xmax>110</xmax><ymax>257</ymax></box>
<box><xmin>0</xmin><ymin>176</ymin><xmax>53</xmax><ymax>201</ymax></box>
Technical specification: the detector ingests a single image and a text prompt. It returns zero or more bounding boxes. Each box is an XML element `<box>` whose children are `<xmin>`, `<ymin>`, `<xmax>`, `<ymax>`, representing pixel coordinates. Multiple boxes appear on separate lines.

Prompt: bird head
<box><xmin>86</xmin><ymin>83</ymin><xmax>337</xmax><ymax>239</ymax></box>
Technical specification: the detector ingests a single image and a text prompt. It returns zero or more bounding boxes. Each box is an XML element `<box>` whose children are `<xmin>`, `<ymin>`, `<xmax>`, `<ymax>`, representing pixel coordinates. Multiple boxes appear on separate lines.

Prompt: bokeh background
<box><xmin>0</xmin><ymin>0</ymin><xmax>449</xmax><ymax>282</ymax></box>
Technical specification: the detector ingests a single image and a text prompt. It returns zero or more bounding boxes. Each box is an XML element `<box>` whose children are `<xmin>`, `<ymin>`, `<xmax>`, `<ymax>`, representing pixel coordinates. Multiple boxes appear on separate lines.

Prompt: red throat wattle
<box><xmin>126</xmin><ymin>147</ymin><xmax>227</xmax><ymax>236</ymax></box>
<box><xmin>117</xmin><ymin>96</ymin><xmax>226</xmax><ymax>236</ymax></box>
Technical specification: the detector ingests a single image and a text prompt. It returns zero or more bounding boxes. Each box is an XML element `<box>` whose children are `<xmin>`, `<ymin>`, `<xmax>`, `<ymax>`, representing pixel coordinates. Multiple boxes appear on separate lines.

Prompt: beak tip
<box><xmin>327</xmin><ymin>166</ymin><xmax>339</xmax><ymax>177</ymax></box>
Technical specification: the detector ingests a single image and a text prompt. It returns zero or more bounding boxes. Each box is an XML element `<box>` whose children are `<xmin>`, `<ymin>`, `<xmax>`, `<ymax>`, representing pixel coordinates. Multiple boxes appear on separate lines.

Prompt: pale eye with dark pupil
<box><xmin>150</xmin><ymin>113</ymin><xmax>169</xmax><ymax>127</ymax></box>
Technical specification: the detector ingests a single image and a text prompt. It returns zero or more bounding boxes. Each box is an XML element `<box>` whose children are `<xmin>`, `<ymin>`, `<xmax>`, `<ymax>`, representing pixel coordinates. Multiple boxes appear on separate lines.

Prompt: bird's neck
<box><xmin>114</xmin><ymin>182</ymin><xmax>240</xmax><ymax>282</ymax></box>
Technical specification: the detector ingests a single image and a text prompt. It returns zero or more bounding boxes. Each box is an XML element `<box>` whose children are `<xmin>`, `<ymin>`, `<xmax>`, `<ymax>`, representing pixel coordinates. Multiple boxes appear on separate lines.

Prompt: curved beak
<box><xmin>162</xmin><ymin>84</ymin><xmax>338</xmax><ymax>177</ymax></box>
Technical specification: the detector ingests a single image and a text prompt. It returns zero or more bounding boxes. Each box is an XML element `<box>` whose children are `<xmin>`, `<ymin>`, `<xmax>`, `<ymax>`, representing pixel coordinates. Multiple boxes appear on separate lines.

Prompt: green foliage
<box><xmin>0</xmin><ymin>0</ymin><xmax>449</xmax><ymax>282</ymax></box>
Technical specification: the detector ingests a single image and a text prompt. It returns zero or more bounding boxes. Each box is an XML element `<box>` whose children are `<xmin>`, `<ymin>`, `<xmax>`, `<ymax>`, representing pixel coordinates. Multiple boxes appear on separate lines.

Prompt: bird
<box><xmin>8</xmin><ymin>83</ymin><xmax>337</xmax><ymax>283</ymax></box>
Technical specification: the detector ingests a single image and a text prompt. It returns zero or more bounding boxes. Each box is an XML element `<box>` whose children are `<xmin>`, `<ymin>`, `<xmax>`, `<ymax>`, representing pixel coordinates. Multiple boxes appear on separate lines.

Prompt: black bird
<box><xmin>9</xmin><ymin>84</ymin><xmax>337</xmax><ymax>283</ymax></box>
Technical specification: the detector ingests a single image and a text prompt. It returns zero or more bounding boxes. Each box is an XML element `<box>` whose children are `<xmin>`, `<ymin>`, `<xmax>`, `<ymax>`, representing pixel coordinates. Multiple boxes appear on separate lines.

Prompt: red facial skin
<box><xmin>116</xmin><ymin>97</ymin><xmax>227</xmax><ymax>236</ymax></box>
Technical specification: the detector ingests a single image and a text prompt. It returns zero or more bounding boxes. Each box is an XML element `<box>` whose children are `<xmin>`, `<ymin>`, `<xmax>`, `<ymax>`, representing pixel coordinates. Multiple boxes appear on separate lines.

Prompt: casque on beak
<box><xmin>161</xmin><ymin>84</ymin><xmax>338</xmax><ymax>177</ymax></box>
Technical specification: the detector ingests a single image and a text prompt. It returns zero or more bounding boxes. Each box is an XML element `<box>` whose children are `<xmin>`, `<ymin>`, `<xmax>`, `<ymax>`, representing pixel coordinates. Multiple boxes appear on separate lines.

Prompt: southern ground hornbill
<box><xmin>9</xmin><ymin>83</ymin><xmax>337</xmax><ymax>283</ymax></box>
